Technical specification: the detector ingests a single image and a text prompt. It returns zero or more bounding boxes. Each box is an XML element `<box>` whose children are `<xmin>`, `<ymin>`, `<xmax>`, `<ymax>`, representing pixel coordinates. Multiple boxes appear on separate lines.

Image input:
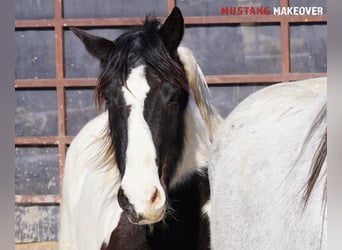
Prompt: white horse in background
<box><xmin>209</xmin><ymin>77</ymin><xmax>327</xmax><ymax>250</ymax></box>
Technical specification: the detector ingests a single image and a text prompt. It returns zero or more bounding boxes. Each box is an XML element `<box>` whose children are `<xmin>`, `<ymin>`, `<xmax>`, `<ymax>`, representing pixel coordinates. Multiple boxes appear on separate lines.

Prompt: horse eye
<box><xmin>167</xmin><ymin>93</ymin><xmax>179</xmax><ymax>106</ymax></box>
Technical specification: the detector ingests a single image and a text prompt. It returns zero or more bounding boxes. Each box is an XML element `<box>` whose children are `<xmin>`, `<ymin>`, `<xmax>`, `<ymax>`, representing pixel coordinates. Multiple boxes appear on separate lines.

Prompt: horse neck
<box><xmin>170</xmin><ymin>83</ymin><xmax>221</xmax><ymax>188</ymax></box>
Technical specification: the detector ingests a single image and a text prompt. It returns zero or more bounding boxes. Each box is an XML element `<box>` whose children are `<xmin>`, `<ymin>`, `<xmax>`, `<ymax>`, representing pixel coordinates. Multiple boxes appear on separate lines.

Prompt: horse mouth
<box><xmin>127</xmin><ymin>207</ymin><xmax>166</xmax><ymax>225</ymax></box>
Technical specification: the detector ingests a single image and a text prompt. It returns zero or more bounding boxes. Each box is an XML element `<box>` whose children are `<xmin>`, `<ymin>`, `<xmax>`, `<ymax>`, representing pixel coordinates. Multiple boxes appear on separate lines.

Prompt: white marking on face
<box><xmin>121</xmin><ymin>65</ymin><xmax>166</xmax><ymax>219</ymax></box>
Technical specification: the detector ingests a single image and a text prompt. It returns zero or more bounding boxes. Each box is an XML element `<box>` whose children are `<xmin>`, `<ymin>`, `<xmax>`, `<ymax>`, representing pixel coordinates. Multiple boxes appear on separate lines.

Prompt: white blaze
<box><xmin>121</xmin><ymin>65</ymin><xmax>165</xmax><ymax>215</ymax></box>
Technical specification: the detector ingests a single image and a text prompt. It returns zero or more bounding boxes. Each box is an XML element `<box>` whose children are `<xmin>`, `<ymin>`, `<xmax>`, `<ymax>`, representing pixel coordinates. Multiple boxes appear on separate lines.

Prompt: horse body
<box><xmin>209</xmin><ymin>77</ymin><xmax>327</xmax><ymax>249</ymax></box>
<box><xmin>59</xmin><ymin>8</ymin><xmax>220</xmax><ymax>249</ymax></box>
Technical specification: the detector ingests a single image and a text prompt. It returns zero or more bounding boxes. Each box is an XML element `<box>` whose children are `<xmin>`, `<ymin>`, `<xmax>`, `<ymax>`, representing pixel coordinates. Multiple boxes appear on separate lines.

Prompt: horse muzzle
<box><xmin>127</xmin><ymin>206</ymin><xmax>166</xmax><ymax>225</ymax></box>
<box><xmin>118</xmin><ymin>186</ymin><xmax>167</xmax><ymax>225</ymax></box>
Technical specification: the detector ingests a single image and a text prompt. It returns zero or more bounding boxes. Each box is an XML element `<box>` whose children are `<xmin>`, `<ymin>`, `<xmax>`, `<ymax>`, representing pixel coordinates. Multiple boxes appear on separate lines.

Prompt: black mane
<box><xmin>96</xmin><ymin>17</ymin><xmax>188</xmax><ymax>107</ymax></box>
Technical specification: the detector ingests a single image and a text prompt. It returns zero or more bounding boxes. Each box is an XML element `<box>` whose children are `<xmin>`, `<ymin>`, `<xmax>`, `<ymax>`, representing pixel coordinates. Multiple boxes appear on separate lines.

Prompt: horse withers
<box><xmin>59</xmin><ymin>7</ymin><xmax>220</xmax><ymax>250</ymax></box>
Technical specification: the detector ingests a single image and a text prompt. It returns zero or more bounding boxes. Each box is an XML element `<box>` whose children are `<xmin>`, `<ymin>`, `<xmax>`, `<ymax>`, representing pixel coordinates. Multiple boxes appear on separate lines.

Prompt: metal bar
<box><xmin>206</xmin><ymin>72</ymin><xmax>326</xmax><ymax>84</ymax></box>
<box><xmin>185</xmin><ymin>15</ymin><xmax>326</xmax><ymax>25</ymax></box>
<box><xmin>58</xmin><ymin>142</ymin><xmax>66</xmax><ymax>198</ymax></box>
<box><xmin>281</xmin><ymin>21</ymin><xmax>290</xmax><ymax>82</ymax></box>
<box><xmin>15</xmin><ymin>15</ymin><xmax>327</xmax><ymax>29</ymax></box>
<box><xmin>15</xmin><ymin>20</ymin><xmax>55</xmax><ymax>28</ymax></box>
<box><xmin>60</xmin><ymin>18</ymin><xmax>145</xmax><ymax>27</ymax></box>
<box><xmin>207</xmin><ymin>74</ymin><xmax>282</xmax><ymax>84</ymax></box>
<box><xmin>54</xmin><ymin>0</ymin><xmax>67</xmax><ymax>200</ymax></box>
<box><xmin>64</xmin><ymin>78</ymin><xmax>97</xmax><ymax>87</ymax></box>
<box><xmin>15</xmin><ymin>72</ymin><xmax>327</xmax><ymax>89</ymax></box>
<box><xmin>280</xmin><ymin>0</ymin><xmax>290</xmax><ymax>82</ymax></box>
<box><xmin>15</xmin><ymin>79</ymin><xmax>57</xmax><ymax>88</ymax></box>
<box><xmin>15</xmin><ymin>194</ymin><xmax>60</xmax><ymax>204</ymax></box>
<box><xmin>15</xmin><ymin>136</ymin><xmax>73</xmax><ymax>145</ymax></box>
<box><xmin>56</xmin><ymin>85</ymin><xmax>66</xmax><ymax>145</ymax></box>
<box><xmin>288</xmin><ymin>73</ymin><xmax>327</xmax><ymax>81</ymax></box>
<box><xmin>168</xmin><ymin>0</ymin><xmax>177</xmax><ymax>13</ymax></box>
<box><xmin>15</xmin><ymin>78</ymin><xmax>96</xmax><ymax>88</ymax></box>
<box><xmin>15</xmin><ymin>137</ymin><xmax>60</xmax><ymax>145</ymax></box>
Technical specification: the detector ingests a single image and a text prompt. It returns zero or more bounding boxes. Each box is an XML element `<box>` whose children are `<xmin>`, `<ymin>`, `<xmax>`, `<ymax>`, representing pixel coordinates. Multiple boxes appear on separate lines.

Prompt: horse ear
<box><xmin>71</xmin><ymin>28</ymin><xmax>114</xmax><ymax>64</ymax></box>
<box><xmin>159</xmin><ymin>7</ymin><xmax>184</xmax><ymax>54</ymax></box>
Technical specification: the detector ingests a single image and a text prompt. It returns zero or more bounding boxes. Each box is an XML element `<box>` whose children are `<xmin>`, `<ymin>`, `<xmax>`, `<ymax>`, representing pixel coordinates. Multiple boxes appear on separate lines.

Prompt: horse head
<box><xmin>71</xmin><ymin>7</ymin><xmax>190</xmax><ymax>225</ymax></box>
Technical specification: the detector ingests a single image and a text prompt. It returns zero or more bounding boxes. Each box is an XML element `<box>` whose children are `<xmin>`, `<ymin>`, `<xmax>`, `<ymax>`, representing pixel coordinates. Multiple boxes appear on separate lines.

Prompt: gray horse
<box><xmin>209</xmin><ymin>77</ymin><xmax>327</xmax><ymax>250</ymax></box>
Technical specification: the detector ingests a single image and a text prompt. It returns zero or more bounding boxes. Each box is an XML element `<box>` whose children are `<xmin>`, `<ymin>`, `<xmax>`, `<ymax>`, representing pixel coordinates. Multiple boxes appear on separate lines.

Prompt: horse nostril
<box><xmin>150</xmin><ymin>187</ymin><xmax>160</xmax><ymax>205</ymax></box>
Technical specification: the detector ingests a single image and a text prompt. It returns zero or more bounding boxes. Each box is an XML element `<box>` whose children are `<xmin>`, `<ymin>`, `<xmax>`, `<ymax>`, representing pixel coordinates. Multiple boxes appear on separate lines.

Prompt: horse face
<box><xmin>116</xmin><ymin>63</ymin><xmax>188</xmax><ymax>224</ymax></box>
<box><xmin>72</xmin><ymin>8</ymin><xmax>188</xmax><ymax>224</ymax></box>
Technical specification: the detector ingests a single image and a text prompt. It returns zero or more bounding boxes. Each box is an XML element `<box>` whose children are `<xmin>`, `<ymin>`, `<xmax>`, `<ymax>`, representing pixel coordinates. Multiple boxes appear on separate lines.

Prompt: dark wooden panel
<box><xmin>16</xmin><ymin>89</ymin><xmax>58</xmax><ymax>137</ymax></box>
<box><xmin>182</xmin><ymin>24</ymin><xmax>281</xmax><ymax>75</ymax></box>
<box><xmin>63</xmin><ymin>0</ymin><xmax>167</xmax><ymax>18</ymax></box>
<box><xmin>15</xmin><ymin>147</ymin><xmax>59</xmax><ymax>195</ymax></box>
<box><xmin>65</xmin><ymin>88</ymin><xmax>98</xmax><ymax>136</ymax></box>
<box><xmin>290</xmin><ymin>23</ymin><xmax>327</xmax><ymax>73</ymax></box>
<box><xmin>15</xmin><ymin>0</ymin><xmax>54</xmax><ymax>20</ymax></box>
<box><xmin>15</xmin><ymin>29</ymin><xmax>56</xmax><ymax>79</ymax></box>
<box><xmin>209</xmin><ymin>84</ymin><xmax>268</xmax><ymax>118</ymax></box>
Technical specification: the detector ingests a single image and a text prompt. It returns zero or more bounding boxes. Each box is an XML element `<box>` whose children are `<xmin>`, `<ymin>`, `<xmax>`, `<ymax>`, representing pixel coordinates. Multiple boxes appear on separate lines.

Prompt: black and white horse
<box><xmin>59</xmin><ymin>7</ymin><xmax>220</xmax><ymax>250</ymax></box>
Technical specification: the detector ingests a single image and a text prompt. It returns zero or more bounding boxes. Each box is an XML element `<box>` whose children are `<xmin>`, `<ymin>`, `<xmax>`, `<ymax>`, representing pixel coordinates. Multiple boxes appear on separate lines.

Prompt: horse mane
<box><xmin>177</xmin><ymin>47</ymin><xmax>221</xmax><ymax>141</ymax></box>
<box><xmin>302</xmin><ymin>103</ymin><xmax>327</xmax><ymax>208</ymax></box>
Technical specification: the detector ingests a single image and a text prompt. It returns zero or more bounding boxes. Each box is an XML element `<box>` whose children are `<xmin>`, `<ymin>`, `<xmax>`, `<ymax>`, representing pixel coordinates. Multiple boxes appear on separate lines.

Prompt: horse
<box><xmin>208</xmin><ymin>77</ymin><xmax>327</xmax><ymax>249</ymax></box>
<box><xmin>59</xmin><ymin>7</ymin><xmax>221</xmax><ymax>250</ymax></box>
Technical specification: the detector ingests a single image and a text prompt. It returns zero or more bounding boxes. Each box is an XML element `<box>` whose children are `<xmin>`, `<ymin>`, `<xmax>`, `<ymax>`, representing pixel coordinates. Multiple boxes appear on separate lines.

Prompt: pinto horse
<box><xmin>209</xmin><ymin>77</ymin><xmax>327</xmax><ymax>249</ymax></box>
<box><xmin>59</xmin><ymin>7</ymin><xmax>220</xmax><ymax>250</ymax></box>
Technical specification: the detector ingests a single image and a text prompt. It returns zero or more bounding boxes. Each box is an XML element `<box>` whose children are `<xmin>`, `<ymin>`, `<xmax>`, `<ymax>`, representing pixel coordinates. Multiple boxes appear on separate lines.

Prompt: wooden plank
<box><xmin>15</xmin><ymin>242</ymin><xmax>58</xmax><ymax>250</ymax></box>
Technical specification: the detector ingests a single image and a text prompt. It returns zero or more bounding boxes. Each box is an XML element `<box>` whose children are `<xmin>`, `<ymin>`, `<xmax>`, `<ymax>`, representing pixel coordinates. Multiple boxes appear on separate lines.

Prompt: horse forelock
<box><xmin>95</xmin><ymin>16</ymin><xmax>188</xmax><ymax>108</ymax></box>
<box><xmin>177</xmin><ymin>47</ymin><xmax>221</xmax><ymax>141</ymax></box>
